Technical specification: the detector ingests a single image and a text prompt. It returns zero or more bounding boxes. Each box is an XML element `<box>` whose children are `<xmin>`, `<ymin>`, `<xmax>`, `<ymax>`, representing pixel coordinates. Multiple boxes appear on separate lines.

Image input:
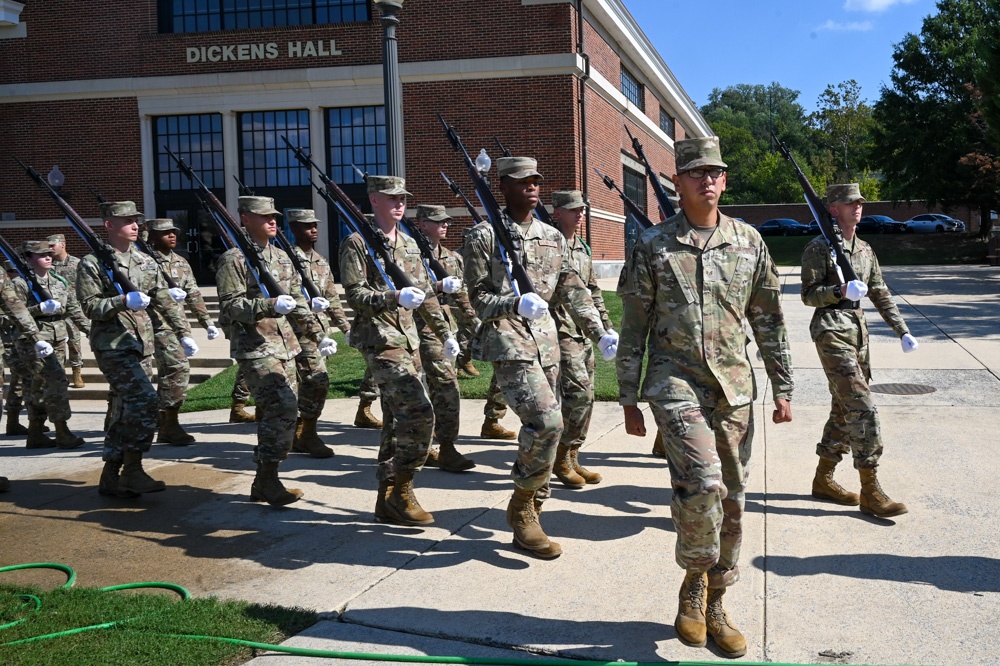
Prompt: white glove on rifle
<box><xmin>311</xmin><ymin>296</ymin><xmax>330</xmax><ymax>312</ymax></box>
<box><xmin>901</xmin><ymin>333</ymin><xmax>919</xmax><ymax>353</ymax></box>
<box><xmin>319</xmin><ymin>337</ymin><xmax>337</xmax><ymax>357</ymax></box>
<box><xmin>398</xmin><ymin>287</ymin><xmax>425</xmax><ymax>310</ymax></box>
<box><xmin>34</xmin><ymin>340</ymin><xmax>54</xmax><ymax>358</ymax></box>
<box><xmin>443</xmin><ymin>337</ymin><xmax>460</xmax><ymax>361</ymax></box>
<box><xmin>180</xmin><ymin>337</ymin><xmax>199</xmax><ymax>357</ymax></box>
<box><xmin>206</xmin><ymin>325</ymin><xmax>221</xmax><ymax>340</ymax></box>
<box><xmin>168</xmin><ymin>287</ymin><xmax>188</xmax><ymax>302</ymax></box>
<box><xmin>598</xmin><ymin>330</ymin><xmax>620</xmax><ymax>361</ymax></box>
<box><xmin>274</xmin><ymin>295</ymin><xmax>297</xmax><ymax>315</ymax></box>
<box><xmin>39</xmin><ymin>299</ymin><xmax>61</xmax><ymax>315</ymax></box>
<box><xmin>125</xmin><ymin>291</ymin><xmax>150</xmax><ymax>311</ymax></box>
<box><xmin>517</xmin><ymin>293</ymin><xmax>548</xmax><ymax>320</ymax></box>
<box><xmin>441</xmin><ymin>276</ymin><xmax>463</xmax><ymax>294</ymax></box>
<box><xmin>845</xmin><ymin>280</ymin><xmax>868</xmax><ymax>301</ymax></box>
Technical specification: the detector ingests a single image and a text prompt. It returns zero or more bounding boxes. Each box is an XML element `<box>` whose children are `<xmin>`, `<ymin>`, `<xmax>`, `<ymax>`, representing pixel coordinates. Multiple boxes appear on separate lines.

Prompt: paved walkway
<box><xmin>2</xmin><ymin>265</ymin><xmax>998</xmax><ymax>665</ymax></box>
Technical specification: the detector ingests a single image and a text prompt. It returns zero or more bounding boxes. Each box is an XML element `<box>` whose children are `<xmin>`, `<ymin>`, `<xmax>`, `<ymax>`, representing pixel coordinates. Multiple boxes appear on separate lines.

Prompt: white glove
<box><xmin>598</xmin><ymin>330</ymin><xmax>620</xmax><ymax>361</ymax></box>
<box><xmin>125</xmin><ymin>291</ymin><xmax>151</xmax><ymax>311</ymax></box>
<box><xmin>441</xmin><ymin>276</ymin><xmax>463</xmax><ymax>294</ymax></box>
<box><xmin>168</xmin><ymin>287</ymin><xmax>188</xmax><ymax>302</ymax></box>
<box><xmin>443</xmin><ymin>337</ymin><xmax>460</xmax><ymax>361</ymax></box>
<box><xmin>180</xmin><ymin>336</ymin><xmax>199</xmax><ymax>357</ymax></box>
<box><xmin>274</xmin><ymin>295</ymin><xmax>297</xmax><ymax>315</ymax></box>
<box><xmin>206</xmin><ymin>325</ymin><xmax>221</xmax><ymax>340</ymax></box>
<box><xmin>34</xmin><ymin>340</ymin><xmax>54</xmax><ymax>358</ymax></box>
<box><xmin>901</xmin><ymin>333</ymin><xmax>919</xmax><ymax>353</ymax></box>
<box><xmin>311</xmin><ymin>296</ymin><xmax>330</xmax><ymax>312</ymax></box>
<box><xmin>398</xmin><ymin>287</ymin><xmax>425</xmax><ymax>310</ymax></box>
<box><xmin>39</xmin><ymin>299</ymin><xmax>61</xmax><ymax>314</ymax></box>
<box><xmin>319</xmin><ymin>337</ymin><xmax>337</xmax><ymax>357</ymax></box>
<box><xmin>344</xmin><ymin>329</ymin><xmax>351</xmax><ymax>346</ymax></box>
<box><xmin>517</xmin><ymin>293</ymin><xmax>548</xmax><ymax>320</ymax></box>
<box><xmin>845</xmin><ymin>280</ymin><xmax>869</xmax><ymax>301</ymax></box>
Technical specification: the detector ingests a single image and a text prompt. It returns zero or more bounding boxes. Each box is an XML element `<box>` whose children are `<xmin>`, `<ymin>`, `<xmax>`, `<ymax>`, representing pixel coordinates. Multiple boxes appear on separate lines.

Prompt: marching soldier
<box><xmin>78</xmin><ymin>201</ymin><xmax>199</xmax><ymax>497</ymax></box>
<box><xmin>216</xmin><ymin>196</ymin><xmax>336</xmax><ymax>506</ymax></box>
<box><xmin>463</xmin><ymin>156</ymin><xmax>617</xmax><ymax>559</ymax></box>
<box><xmin>48</xmin><ymin>234</ymin><xmax>86</xmax><ymax>389</ymax></box>
<box><xmin>1</xmin><ymin>262</ymin><xmax>31</xmax><ymax>436</ymax></box>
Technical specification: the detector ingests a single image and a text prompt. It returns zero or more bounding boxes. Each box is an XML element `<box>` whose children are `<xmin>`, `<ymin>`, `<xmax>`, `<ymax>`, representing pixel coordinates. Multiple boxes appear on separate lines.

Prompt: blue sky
<box><xmin>622</xmin><ymin>0</ymin><xmax>938</xmax><ymax>113</ymax></box>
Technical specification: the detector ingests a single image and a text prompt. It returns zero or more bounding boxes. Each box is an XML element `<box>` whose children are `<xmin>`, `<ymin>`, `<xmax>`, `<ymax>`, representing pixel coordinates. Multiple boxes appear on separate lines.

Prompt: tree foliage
<box><xmin>811</xmin><ymin>80</ymin><xmax>876</xmax><ymax>180</ymax></box>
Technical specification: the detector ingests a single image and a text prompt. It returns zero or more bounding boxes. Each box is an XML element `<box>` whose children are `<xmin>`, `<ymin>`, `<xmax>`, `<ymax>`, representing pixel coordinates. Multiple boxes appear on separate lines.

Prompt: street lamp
<box><xmin>374</xmin><ymin>0</ymin><xmax>405</xmax><ymax>177</ymax></box>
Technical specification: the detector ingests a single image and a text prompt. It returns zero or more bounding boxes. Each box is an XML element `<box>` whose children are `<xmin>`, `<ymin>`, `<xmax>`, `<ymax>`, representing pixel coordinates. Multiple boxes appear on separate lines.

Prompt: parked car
<box><xmin>806</xmin><ymin>220</ymin><xmax>820</xmax><ymax>235</ymax></box>
<box><xmin>757</xmin><ymin>218</ymin><xmax>811</xmax><ymax>236</ymax></box>
<box><xmin>857</xmin><ymin>215</ymin><xmax>909</xmax><ymax>234</ymax></box>
<box><xmin>905</xmin><ymin>214</ymin><xmax>964</xmax><ymax>233</ymax></box>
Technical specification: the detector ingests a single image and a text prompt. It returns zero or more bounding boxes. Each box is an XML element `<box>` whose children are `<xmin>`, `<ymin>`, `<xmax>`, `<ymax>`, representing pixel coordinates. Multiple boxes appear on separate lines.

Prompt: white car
<box><xmin>905</xmin><ymin>214</ymin><xmax>964</xmax><ymax>233</ymax></box>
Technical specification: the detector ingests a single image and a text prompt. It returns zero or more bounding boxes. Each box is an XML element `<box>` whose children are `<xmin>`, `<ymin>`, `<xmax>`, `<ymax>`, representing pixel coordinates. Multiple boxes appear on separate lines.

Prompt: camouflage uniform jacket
<box><xmin>339</xmin><ymin>225</ymin><xmax>451</xmax><ymax>352</ymax></box>
<box><xmin>292</xmin><ymin>244</ymin><xmax>350</xmax><ymax>334</ymax></box>
<box><xmin>553</xmin><ymin>234</ymin><xmax>612</xmax><ymax>342</ymax></box>
<box><xmin>617</xmin><ymin>211</ymin><xmax>793</xmax><ymax>408</ymax></box>
<box><xmin>152</xmin><ymin>248</ymin><xmax>214</xmax><ymax>330</ymax></box>
<box><xmin>217</xmin><ymin>242</ymin><xmax>324</xmax><ymax>361</ymax></box>
<box><xmin>13</xmin><ymin>272</ymin><xmax>90</xmax><ymax>344</ymax></box>
<box><xmin>463</xmin><ymin>213</ymin><xmax>608</xmax><ymax>367</ymax></box>
<box><xmin>416</xmin><ymin>243</ymin><xmax>477</xmax><ymax>337</ymax></box>
<box><xmin>77</xmin><ymin>245</ymin><xmax>191</xmax><ymax>356</ymax></box>
<box><xmin>801</xmin><ymin>235</ymin><xmax>909</xmax><ymax>341</ymax></box>
<box><xmin>50</xmin><ymin>254</ymin><xmax>81</xmax><ymax>290</ymax></box>
<box><xmin>0</xmin><ymin>271</ymin><xmax>40</xmax><ymax>343</ymax></box>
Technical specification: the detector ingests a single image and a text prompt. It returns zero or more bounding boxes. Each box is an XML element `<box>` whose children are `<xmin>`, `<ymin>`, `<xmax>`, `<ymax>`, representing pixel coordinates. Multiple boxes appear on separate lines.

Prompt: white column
<box><xmin>222</xmin><ymin>110</ymin><xmax>240</xmax><ymax>214</ymax></box>
<box><xmin>308</xmin><ymin>106</ymin><xmax>330</xmax><ymax>256</ymax></box>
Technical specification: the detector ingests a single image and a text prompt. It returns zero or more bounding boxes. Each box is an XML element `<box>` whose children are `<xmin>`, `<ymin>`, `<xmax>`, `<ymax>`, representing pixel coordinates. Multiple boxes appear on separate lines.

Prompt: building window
<box><xmin>621</xmin><ymin>65</ymin><xmax>643</xmax><ymax>109</ymax></box>
<box><xmin>238</xmin><ymin>109</ymin><xmax>311</xmax><ymax>189</ymax></box>
<box><xmin>623</xmin><ymin>166</ymin><xmax>647</xmax><ymax>215</ymax></box>
<box><xmin>326</xmin><ymin>106</ymin><xmax>387</xmax><ymax>186</ymax></box>
<box><xmin>659</xmin><ymin>108</ymin><xmax>675</xmax><ymax>139</ymax></box>
<box><xmin>154</xmin><ymin>113</ymin><xmax>225</xmax><ymax>190</ymax></box>
<box><xmin>160</xmin><ymin>0</ymin><xmax>369</xmax><ymax>34</ymax></box>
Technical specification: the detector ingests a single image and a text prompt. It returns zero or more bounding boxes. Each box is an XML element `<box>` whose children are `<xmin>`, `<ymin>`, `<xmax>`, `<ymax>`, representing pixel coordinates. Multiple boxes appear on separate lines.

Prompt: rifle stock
<box><xmin>625</xmin><ymin>125</ymin><xmax>677</xmax><ymax>220</ymax></box>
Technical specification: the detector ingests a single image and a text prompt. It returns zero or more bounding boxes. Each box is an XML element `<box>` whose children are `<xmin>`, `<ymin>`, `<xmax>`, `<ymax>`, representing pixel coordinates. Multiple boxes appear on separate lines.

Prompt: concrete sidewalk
<box><xmin>2</xmin><ymin>265</ymin><xmax>999</xmax><ymax>665</ymax></box>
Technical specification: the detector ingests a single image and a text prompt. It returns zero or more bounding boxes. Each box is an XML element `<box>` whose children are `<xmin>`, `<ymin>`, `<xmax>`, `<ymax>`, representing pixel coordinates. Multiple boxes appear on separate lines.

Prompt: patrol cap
<box><xmin>47</xmin><ymin>234</ymin><xmax>66</xmax><ymax>244</ymax></box>
<box><xmin>286</xmin><ymin>209</ymin><xmax>322</xmax><ymax>224</ymax></box>
<box><xmin>238</xmin><ymin>196</ymin><xmax>282</xmax><ymax>216</ymax></box>
<box><xmin>366</xmin><ymin>175</ymin><xmax>412</xmax><ymax>196</ymax></box>
<box><xmin>147</xmin><ymin>218</ymin><xmax>180</xmax><ymax>232</ymax></box>
<box><xmin>415</xmin><ymin>204</ymin><xmax>450</xmax><ymax>222</ymax></box>
<box><xmin>23</xmin><ymin>240</ymin><xmax>54</xmax><ymax>256</ymax></box>
<box><xmin>497</xmin><ymin>156</ymin><xmax>543</xmax><ymax>180</ymax></box>
<box><xmin>100</xmin><ymin>201</ymin><xmax>143</xmax><ymax>219</ymax></box>
<box><xmin>674</xmin><ymin>137</ymin><xmax>728</xmax><ymax>172</ymax></box>
<box><xmin>552</xmin><ymin>190</ymin><xmax>586</xmax><ymax>210</ymax></box>
<box><xmin>826</xmin><ymin>183</ymin><xmax>866</xmax><ymax>205</ymax></box>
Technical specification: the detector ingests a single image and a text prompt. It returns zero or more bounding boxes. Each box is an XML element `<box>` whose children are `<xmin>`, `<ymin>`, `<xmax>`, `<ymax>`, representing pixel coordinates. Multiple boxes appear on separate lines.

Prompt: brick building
<box><xmin>0</xmin><ymin>0</ymin><xmax>709</xmax><ymax>281</ymax></box>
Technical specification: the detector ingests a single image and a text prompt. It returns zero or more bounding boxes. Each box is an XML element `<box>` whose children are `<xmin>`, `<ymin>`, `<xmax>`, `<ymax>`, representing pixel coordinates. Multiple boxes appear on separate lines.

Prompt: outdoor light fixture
<box><xmin>47</xmin><ymin>165</ymin><xmax>65</xmax><ymax>189</ymax></box>
<box><xmin>476</xmin><ymin>149</ymin><xmax>491</xmax><ymax>176</ymax></box>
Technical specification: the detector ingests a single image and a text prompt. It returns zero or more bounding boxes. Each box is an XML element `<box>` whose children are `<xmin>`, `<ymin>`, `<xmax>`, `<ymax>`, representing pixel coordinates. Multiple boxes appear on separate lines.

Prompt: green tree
<box><xmin>811</xmin><ymin>80</ymin><xmax>876</xmax><ymax>180</ymax></box>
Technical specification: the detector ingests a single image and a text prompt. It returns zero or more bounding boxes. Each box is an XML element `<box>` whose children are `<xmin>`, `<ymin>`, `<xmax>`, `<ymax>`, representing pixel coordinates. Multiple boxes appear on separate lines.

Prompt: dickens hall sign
<box><xmin>185</xmin><ymin>39</ymin><xmax>344</xmax><ymax>63</ymax></box>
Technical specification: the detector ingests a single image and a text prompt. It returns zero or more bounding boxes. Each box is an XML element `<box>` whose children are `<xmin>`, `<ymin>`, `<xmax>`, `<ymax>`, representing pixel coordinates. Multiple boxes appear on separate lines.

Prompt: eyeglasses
<box><xmin>431</xmin><ymin>220</ymin><xmax>450</xmax><ymax>226</ymax></box>
<box><xmin>684</xmin><ymin>168</ymin><xmax>726</xmax><ymax>180</ymax></box>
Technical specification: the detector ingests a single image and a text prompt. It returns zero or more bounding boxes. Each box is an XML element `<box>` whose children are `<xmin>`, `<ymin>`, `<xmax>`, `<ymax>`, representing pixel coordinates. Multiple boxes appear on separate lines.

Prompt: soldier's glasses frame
<box><xmin>683</xmin><ymin>168</ymin><xmax>726</xmax><ymax>180</ymax></box>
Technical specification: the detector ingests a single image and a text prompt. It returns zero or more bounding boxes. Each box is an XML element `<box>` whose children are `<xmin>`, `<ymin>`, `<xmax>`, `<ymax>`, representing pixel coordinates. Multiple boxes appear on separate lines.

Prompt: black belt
<box><xmin>821</xmin><ymin>301</ymin><xmax>860</xmax><ymax>311</ymax></box>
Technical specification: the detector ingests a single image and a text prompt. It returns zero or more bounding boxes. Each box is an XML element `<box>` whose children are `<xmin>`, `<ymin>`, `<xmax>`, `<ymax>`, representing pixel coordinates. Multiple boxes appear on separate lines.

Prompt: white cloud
<box><xmin>818</xmin><ymin>19</ymin><xmax>875</xmax><ymax>31</ymax></box>
<box><xmin>844</xmin><ymin>0</ymin><xmax>916</xmax><ymax>12</ymax></box>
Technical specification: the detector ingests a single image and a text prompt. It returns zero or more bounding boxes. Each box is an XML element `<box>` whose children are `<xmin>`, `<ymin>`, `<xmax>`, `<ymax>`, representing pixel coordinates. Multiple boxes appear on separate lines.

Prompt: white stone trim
<box><xmin>589</xmin><ymin>206</ymin><xmax>626</xmax><ymax>225</ymax></box>
<box><xmin>0</xmin><ymin>0</ymin><xmax>24</xmax><ymax>25</ymax></box>
<box><xmin>0</xmin><ymin>218</ymin><xmax>100</xmax><ymax>230</ymax></box>
<box><xmin>0</xmin><ymin>20</ymin><xmax>25</xmax><ymax>39</ymax></box>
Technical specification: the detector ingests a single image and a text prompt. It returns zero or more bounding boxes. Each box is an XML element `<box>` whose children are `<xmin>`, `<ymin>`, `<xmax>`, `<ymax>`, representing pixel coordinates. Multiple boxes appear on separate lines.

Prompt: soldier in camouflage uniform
<box><xmin>217</xmin><ymin>196</ymin><xmax>336</xmax><ymax>506</ymax></box>
<box><xmin>146</xmin><ymin>218</ymin><xmax>222</xmax><ymax>445</ymax></box>
<box><xmin>464</xmin><ymin>156</ymin><xmax>617</xmax><ymax>559</ymax></box>
<box><xmin>13</xmin><ymin>240</ymin><xmax>90</xmax><ymax>449</ymax></box>
<box><xmin>413</xmin><ymin>204</ymin><xmax>476</xmax><ymax>472</ymax></box>
<box><xmin>1</xmin><ymin>278</ymin><xmax>32</xmax><ymax>436</ymax></box>
<box><xmin>801</xmin><ymin>183</ymin><xmax>916</xmax><ymax>519</ymax></box>
<box><xmin>549</xmin><ymin>191</ymin><xmax>613</xmax><ymax>489</ymax></box>
<box><xmin>340</xmin><ymin>176</ymin><xmax>458</xmax><ymax>526</ymax></box>
<box><xmin>617</xmin><ymin>138</ymin><xmax>793</xmax><ymax>658</ymax></box>
<box><xmin>48</xmin><ymin>234</ymin><xmax>86</xmax><ymax>389</ymax></box>
<box><xmin>78</xmin><ymin>201</ymin><xmax>199</xmax><ymax>498</ymax></box>
<box><xmin>353</xmin><ymin>213</ymin><xmax>384</xmax><ymax>431</ymax></box>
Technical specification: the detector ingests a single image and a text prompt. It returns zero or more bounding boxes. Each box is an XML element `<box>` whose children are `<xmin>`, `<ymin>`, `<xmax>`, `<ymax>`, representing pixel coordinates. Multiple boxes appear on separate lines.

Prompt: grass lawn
<box><xmin>764</xmin><ymin>231</ymin><xmax>989</xmax><ymax>266</ymax></box>
<box><xmin>0</xmin><ymin>583</ymin><xmax>317</xmax><ymax>666</ymax></box>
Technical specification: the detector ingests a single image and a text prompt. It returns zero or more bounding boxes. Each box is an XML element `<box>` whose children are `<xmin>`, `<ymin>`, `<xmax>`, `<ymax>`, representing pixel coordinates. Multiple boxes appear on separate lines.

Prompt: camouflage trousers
<box><xmin>154</xmin><ymin>327</ymin><xmax>189</xmax><ymax>410</ymax></box>
<box><xmin>558</xmin><ymin>338</ymin><xmax>594</xmax><ymax>449</ymax></box>
<box><xmin>240</xmin><ymin>355</ymin><xmax>299</xmax><ymax>464</ymax></box>
<box><xmin>358</xmin><ymin>366</ymin><xmax>379</xmax><ymax>405</ymax></box>
<box><xmin>95</xmin><ymin>350</ymin><xmax>157</xmax><ymax>462</ymax></box>
<box><xmin>16</xmin><ymin>337</ymin><xmax>71</xmax><ymax>423</ymax></box>
<box><xmin>494</xmin><ymin>360</ymin><xmax>561</xmax><ymax>496</ymax></box>
<box><xmin>483</xmin><ymin>372</ymin><xmax>508</xmax><ymax>420</ymax></box>
<box><xmin>456</xmin><ymin>316</ymin><xmax>475</xmax><ymax>367</ymax></box>
<box><xmin>3</xmin><ymin>340</ymin><xmax>29</xmax><ymax>415</ymax></box>
<box><xmin>365</xmin><ymin>346</ymin><xmax>433</xmax><ymax>482</ymax></box>
<box><xmin>231</xmin><ymin>365</ymin><xmax>251</xmax><ymax>403</ymax></box>
<box><xmin>66</xmin><ymin>319</ymin><xmax>83</xmax><ymax>368</ymax></box>
<box><xmin>295</xmin><ymin>342</ymin><xmax>329</xmax><ymax>420</ymax></box>
<box><xmin>649</xmin><ymin>398</ymin><xmax>753</xmax><ymax>589</ymax></box>
<box><xmin>419</xmin><ymin>329</ymin><xmax>460</xmax><ymax>445</ymax></box>
<box><xmin>815</xmin><ymin>329</ymin><xmax>882</xmax><ymax>468</ymax></box>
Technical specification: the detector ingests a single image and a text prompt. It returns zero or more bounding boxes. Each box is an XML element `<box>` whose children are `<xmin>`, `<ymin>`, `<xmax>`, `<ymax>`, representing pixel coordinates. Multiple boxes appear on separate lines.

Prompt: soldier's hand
<box><xmin>598</xmin><ymin>330</ymin><xmax>619</xmax><ymax>361</ymax></box>
<box><xmin>168</xmin><ymin>287</ymin><xmax>188</xmax><ymax>302</ymax></box>
<box><xmin>845</xmin><ymin>280</ymin><xmax>868</xmax><ymax>301</ymax></box>
<box><xmin>206</xmin><ymin>325</ymin><xmax>221</xmax><ymax>340</ymax></box>
<box><xmin>273</xmin><ymin>295</ymin><xmax>297</xmax><ymax>315</ymax></box>
<box><xmin>516</xmin><ymin>293</ymin><xmax>548</xmax><ymax>320</ymax></box>
<box><xmin>623</xmin><ymin>405</ymin><xmax>646</xmax><ymax>437</ymax></box>
<box><xmin>443</xmin><ymin>337</ymin><xmax>460</xmax><ymax>361</ymax></box>
<box><xmin>901</xmin><ymin>333</ymin><xmax>919</xmax><ymax>353</ymax></box>
<box><xmin>40</xmin><ymin>299</ymin><xmax>62</xmax><ymax>314</ymax></box>
<box><xmin>319</xmin><ymin>337</ymin><xmax>337</xmax><ymax>357</ymax></box>
<box><xmin>125</xmin><ymin>291</ymin><xmax>151</xmax><ymax>311</ymax></box>
<box><xmin>440</xmin><ymin>276</ymin><xmax>463</xmax><ymax>294</ymax></box>
<box><xmin>772</xmin><ymin>398</ymin><xmax>792</xmax><ymax>423</ymax></box>
<box><xmin>397</xmin><ymin>287</ymin><xmax>425</xmax><ymax>310</ymax></box>
<box><xmin>310</xmin><ymin>296</ymin><xmax>330</xmax><ymax>312</ymax></box>
<box><xmin>34</xmin><ymin>340</ymin><xmax>54</xmax><ymax>358</ymax></box>
<box><xmin>180</xmin><ymin>336</ymin><xmax>199</xmax><ymax>357</ymax></box>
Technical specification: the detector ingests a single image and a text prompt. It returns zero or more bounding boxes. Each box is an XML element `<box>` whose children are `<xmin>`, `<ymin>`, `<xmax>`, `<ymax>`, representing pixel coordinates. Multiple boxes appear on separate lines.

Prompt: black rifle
<box><xmin>440</xmin><ymin>115</ymin><xmax>535</xmax><ymax>296</ymax></box>
<box><xmin>441</xmin><ymin>172</ymin><xmax>485</xmax><ymax>224</ymax></box>
<box><xmin>0</xmin><ymin>234</ymin><xmax>52</xmax><ymax>305</ymax></box>
<box><xmin>593</xmin><ymin>168</ymin><xmax>654</xmax><ymax>230</ymax></box>
<box><xmin>492</xmin><ymin>137</ymin><xmax>554</xmax><ymax>227</ymax></box>
<box><xmin>281</xmin><ymin>137</ymin><xmax>414</xmax><ymax>291</ymax></box>
<box><xmin>771</xmin><ymin>132</ymin><xmax>859</xmax><ymax>283</ymax></box>
<box><xmin>625</xmin><ymin>125</ymin><xmax>677</xmax><ymax>220</ymax></box>
<box><xmin>163</xmin><ymin>147</ymin><xmax>286</xmax><ymax>298</ymax></box>
<box><xmin>15</xmin><ymin>157</ymin><xmax>139</xmax><ymax>294</ymax></box>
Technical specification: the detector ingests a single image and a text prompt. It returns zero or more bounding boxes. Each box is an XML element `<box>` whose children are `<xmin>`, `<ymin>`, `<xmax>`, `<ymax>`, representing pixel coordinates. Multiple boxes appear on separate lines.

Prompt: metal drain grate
<box><xmin>870</xmin><ymin>383</ymin><xmax>936</xmax><ymax>395</ymax></box>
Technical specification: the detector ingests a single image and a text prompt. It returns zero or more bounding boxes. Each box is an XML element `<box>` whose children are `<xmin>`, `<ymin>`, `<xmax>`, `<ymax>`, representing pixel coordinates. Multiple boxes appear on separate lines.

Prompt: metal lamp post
<box><xmin>374</xmin><ymin>0</ymin><xmax>405</xmax><ymax>177</ymax></box>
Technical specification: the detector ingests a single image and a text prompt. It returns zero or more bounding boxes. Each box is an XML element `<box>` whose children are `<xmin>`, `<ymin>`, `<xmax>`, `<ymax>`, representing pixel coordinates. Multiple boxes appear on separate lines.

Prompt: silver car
<box><xmin>905</xmin><ymin>214</ymin><xmax>963</xmax><ymax>233</ymax></box>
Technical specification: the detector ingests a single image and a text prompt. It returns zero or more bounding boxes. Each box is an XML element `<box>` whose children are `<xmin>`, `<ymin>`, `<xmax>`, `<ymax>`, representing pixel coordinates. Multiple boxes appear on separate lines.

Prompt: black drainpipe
<box><xmin>577</xmin><ymin>0</ymin><xmax>592</xmax><ymax>249</ymax></box>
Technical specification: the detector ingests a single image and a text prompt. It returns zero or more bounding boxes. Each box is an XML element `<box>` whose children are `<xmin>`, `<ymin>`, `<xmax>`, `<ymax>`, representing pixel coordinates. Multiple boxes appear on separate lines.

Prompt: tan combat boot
<box><xmin>459</xmin><ymin>361</ymin><xmax>480</xmax><ymax>378</ymax></box>
<box><xmin>291</xmin><ymin>417</ymin><xmax>334</xmax><ymax>458</ymax></box>
<box><xmin>481</xmin><ymin>417</ymin><xmax>516</xmax><ymax>440</ymax></box>
<box><xmin>118</xmin><ymin>450</ymin><xmax>166</xmax><ymax>494</ymax></box>
<box><xmin>98</xmin><ymin>460</ymin><xmax>139</xmax><ymax>498</ymax></box>
<box><xmin>374</xmin><ymin>477</ymin><xmax>394</xmax><ymax>522</ymax></box>
<box><xmin>706</xmin><ymin>588</ymin><xmax>747</xmax><ymax>658</ymax></box>
<box><xmin>0</xmin><ymin>476</ymin><xmax>10</xmax><ymax>493</ymax></box>
<box><xmin>652</xmin><ymin>430</ymin><xmax>666</xmax><ymax>458</ymax></box>
<box><xmin>812</xmin><ymin>457</ymin><xmax>860</xmax><ymax>505</ymax></box>
<box><xmin>26</xmin><ymin>418</ymin><xmax>56</xmax><ymax>449</ymax></box>
<box><xmin>156</xmin><ymin>407</ymin><xmax>196</xmax><ymax>446</ymax></box>
<box><xmin>859</xmin><ymin>467</ymin><xmax>908</xmax><ymax>517</ymax></box>
<box><xmin>354</xmin><ymin>400</ymin><xmax>383</xmax><ymax>429</ymax></box>
<box><xmin>675</xmin><ymin>571</ymin><xmax>708</xmax><ymax>647</ymax></box>
<box><xmin>570</xmin><ymin>447</ymin><xmax>602</xmax><ymax>484</ymax></box>
<box><xmin>6</xmin><ymin>412</ymin><xmax>28</xmax><ymax>436</ymax></box>
<box><xmin>54</xmin><ymin>420</ymin><xmax>85</xmax><ymax>449</ymax></box>
<box><xmin>229</xmin><ymin>400</ymin><xmax>255</xmax><ymax>424</ymax></box>
<box><xmin>71</xmin><ymin>366</ymin><xmax>86</xmax><ymax>389</ymax></box>
<box><xmin>506</xmin><ymin>487</ymin><xmax>562</xmax><ymax>558</ymax></box>
<box><xmin>384</xmin><ymin>471</ymin><xmax>434</xmax><ymax>525</ymax></box>
<box><xmin>553</xmin><ymin>444</ymin><xmax>585</xmax><ymax>488</ymax></box>
<box><xmin>250</xmin><ymin>461</ymin><xmax>303</xmax><ymax>506</ymax></box>
<box><xmin>437</xmin><ymin>441</ymin><xmax>475</xmax><ymax>472</ymax></box>
<box><xmin>423</xmin><ymin>446</ymin><xmax>440</xmax><ymax>467</ymax></box>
